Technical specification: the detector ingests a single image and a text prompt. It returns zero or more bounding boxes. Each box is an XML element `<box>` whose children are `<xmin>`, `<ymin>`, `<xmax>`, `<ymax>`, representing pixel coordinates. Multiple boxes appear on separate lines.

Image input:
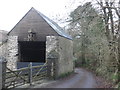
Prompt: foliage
<box><xmin>67</xmin><ymin>1</ymin><xmax>119</xmax><ymax>87</ymax></box>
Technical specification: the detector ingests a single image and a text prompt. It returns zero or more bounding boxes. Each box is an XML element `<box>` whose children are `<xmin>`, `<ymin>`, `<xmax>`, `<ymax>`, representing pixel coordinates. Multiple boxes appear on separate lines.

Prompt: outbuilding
<box><xmin>6</xmin><ymin>7</ymin><xmax>73</xmax><ymax>77</ymax></box>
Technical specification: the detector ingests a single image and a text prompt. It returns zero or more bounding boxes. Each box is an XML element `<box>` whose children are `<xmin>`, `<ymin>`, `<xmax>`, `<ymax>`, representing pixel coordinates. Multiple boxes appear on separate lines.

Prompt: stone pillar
<box><xmin>47</xmin><ymin>57</ymin><xmax>58</xmax><ymax>80</ymax></box>
<box><xmin>7</xmin><ymin>36</ymin><xmax>18</xmax><ymax>70</ymax></box>
<box><xmin>47</xmin><ymin>58</ymin><xmax>52</xmax><ymax>79</ymax></box>
<box><xmin>0</xmin><ymin>58</ymin><xmax>7</xmax><ymax>89</ymax></box>
<box><xmin>46</xmin><ymin>36</ymin><xmax>59</xmax><ymax>79</ymax></box>
<box><xmin>53</xmin><ymin>57</ymin><xmax>58</xmax><ymax>79</ymax></box>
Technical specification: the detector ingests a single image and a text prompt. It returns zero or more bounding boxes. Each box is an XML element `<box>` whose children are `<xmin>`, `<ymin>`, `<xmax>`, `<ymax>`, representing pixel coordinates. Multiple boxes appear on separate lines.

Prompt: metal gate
<box><xmin>3</xmin><ymin>63</ymin><xmax>47</xmax><ymax>89</ymax></box>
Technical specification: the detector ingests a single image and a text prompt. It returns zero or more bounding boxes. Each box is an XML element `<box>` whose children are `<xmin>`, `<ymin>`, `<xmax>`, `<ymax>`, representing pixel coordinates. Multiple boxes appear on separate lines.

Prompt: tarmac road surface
<box><xmin>30</xmin><ymin>68</ymin><xmax>97</xmax><ymax>88</ymax></box>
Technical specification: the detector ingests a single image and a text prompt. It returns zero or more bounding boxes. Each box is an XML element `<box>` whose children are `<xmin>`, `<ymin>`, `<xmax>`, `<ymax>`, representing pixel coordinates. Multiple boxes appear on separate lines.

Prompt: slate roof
<box><xmin>33</xmin><ymin>8</ymin><xmax>72</xmax><ymax>40</ymax></box>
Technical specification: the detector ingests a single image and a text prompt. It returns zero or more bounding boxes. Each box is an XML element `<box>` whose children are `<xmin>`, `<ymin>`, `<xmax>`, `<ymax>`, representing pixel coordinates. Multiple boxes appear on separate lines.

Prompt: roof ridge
<box><xmin>33</xmin><ymin>8</ymin><xmax>72</xmax><ymax>40</ymax></box>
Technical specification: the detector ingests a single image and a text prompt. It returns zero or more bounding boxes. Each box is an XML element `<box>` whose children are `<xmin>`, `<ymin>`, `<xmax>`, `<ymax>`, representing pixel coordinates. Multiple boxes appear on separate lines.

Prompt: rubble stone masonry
<box><xmin>7</xmin><ymin>36</ymin><xmax>18</xmax><ymax>70</ymax></box>
<box><xmin>46</xmin><ymin>36</ymin><xmax>74</xmax><ymax>78</ymax></box>
<box><xmin>0</xmin><ymin>35</ymin><xmax>73</xmax><ymax>77</ymax></box>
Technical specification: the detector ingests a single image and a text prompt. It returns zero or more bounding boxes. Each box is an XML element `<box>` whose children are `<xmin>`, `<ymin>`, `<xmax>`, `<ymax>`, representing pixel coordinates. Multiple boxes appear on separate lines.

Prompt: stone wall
<box><xmin>1</xmin><ymin>35</ymin><xmax>73</xmax><ymax>75</ymax></box>
<box><xmin>46</xmin><ymin>36</ymin><xmax>58</xmax><ymax>57</ymax></box>
<box><xmin>0</xmin><ymin>42</ymin><xmax>7</xmax><ymax>59</ymax></box>
<box><xmin>0</xmin><ymin>36</ymin><xmax>18</xmax><ymax>70</ymax></box>
<box><xmin>57</xmin><ymin>36</ymin><xmax>74</xmax><ymax>76</ymax></box>
<box><xmin>7</xmin><ymin>36</ymin><xmax>18</xmax><ymax>70</ymax></box>
<box><xmin>0</xmin><ymin>30</ymin><xmax>8</xmax><ymax>44</ymax></box>
<box><xmin>46</xmin><ymin>36</ymin><xmax>74</xmax><ymax>78</ymax></box>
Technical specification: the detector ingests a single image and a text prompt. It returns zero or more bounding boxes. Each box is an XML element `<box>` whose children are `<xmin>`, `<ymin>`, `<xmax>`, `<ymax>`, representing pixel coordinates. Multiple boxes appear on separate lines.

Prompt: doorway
<box><xmin>18</xmin><ymin>41</ymin><xmax>46</xmax><ymax>62</ymax></box>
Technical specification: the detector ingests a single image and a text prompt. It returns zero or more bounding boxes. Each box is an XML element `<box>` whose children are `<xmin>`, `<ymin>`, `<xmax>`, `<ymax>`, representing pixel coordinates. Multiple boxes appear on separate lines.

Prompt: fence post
<box><xmin>28</xmin><ymin>62</ymin><xmax>32</xmax><ymax>85</ymax></box>
<box><xmin>0</xmin><ymin>59</ymin><xmax>2</xmax><ymax>90</ymax></box>
<box><xmin>0</xmin><ymin>58</ymin><xmax>7</xmax><ymax>89</ymax></box>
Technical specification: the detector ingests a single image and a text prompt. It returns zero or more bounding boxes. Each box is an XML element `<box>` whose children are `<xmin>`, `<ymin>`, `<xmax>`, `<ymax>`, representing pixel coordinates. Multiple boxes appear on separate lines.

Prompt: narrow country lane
<box><xmin>30</xmin><ymin>68</ymin><xmax>97</xmax><ymax>88</ymax></box>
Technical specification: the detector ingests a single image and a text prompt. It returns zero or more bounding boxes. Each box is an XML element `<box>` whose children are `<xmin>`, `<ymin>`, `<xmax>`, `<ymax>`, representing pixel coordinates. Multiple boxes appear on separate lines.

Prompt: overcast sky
<box><xmin>0</xmin><ymin>0</ymin><xmax>91</xmax><ymax>31</ymax></box>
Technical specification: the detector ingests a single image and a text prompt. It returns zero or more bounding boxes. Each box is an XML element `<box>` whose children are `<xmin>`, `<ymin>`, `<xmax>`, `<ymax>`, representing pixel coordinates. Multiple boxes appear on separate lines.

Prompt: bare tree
<box><xmin>97</xmin><ymin>0</ymin><xmax>120</xmax><ymax>86</ymax></box>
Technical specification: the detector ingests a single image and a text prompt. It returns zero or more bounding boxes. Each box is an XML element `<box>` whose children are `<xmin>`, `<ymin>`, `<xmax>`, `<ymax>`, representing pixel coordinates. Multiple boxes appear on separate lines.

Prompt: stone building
<box><xmin>0</xmin><ymin>7</ymin><xmax>73</xmax><ymax>78</ymax></box>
